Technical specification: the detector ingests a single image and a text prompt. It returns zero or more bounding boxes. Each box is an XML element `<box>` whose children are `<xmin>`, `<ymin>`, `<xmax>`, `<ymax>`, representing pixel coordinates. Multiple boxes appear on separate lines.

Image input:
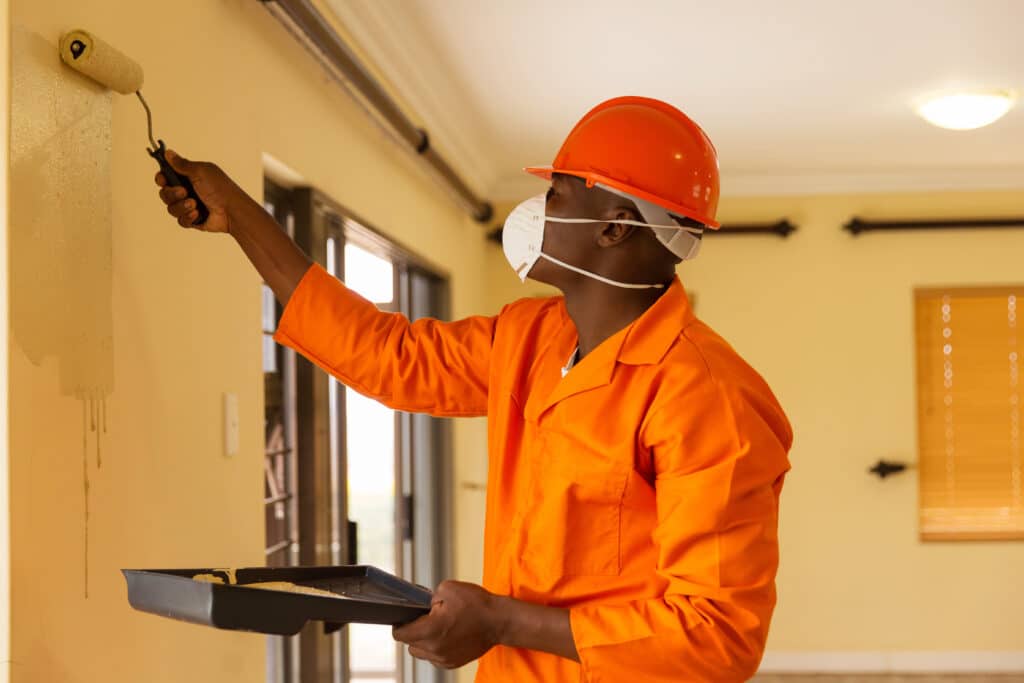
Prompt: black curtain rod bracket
<box><xmin>869</xmin><ymin>459</ymin><xmax>912</xmax><ymax>479</ymax></box>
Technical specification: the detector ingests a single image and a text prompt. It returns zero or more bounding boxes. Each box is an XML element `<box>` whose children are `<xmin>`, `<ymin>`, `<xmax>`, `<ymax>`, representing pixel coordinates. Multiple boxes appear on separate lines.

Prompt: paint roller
<box><xmin>59</xmin><ymin>29</ymin><xmax>209</xmax><ymax>225</ymax></box>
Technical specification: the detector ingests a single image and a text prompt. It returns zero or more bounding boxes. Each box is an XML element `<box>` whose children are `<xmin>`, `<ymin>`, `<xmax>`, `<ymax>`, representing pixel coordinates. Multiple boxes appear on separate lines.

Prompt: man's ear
<box><xmin>596</xmin><ymin>208</ymin><xmax>641</xmax><ymax>248</ymax></box>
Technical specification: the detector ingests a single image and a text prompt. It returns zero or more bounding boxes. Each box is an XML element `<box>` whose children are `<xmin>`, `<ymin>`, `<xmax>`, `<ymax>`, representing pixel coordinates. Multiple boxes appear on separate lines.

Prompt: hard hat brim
<box><xmin>523</xmin><ymin>165</ymin><xmax>720</xmax><ymax>229</ymax></box>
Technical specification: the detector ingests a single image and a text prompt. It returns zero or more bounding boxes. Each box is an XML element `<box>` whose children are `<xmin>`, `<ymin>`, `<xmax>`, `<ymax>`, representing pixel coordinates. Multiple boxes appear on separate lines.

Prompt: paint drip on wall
<box><xmin>11</xmin><ymin>28</ymin><xmax>114</xmax><ymax>598</ymax></box>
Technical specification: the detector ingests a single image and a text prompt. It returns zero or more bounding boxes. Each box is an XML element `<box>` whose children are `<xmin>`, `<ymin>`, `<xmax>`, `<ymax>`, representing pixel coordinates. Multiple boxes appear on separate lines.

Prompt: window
<box><xmin>331</xmin><ymin>212</ymin><xmax>453</xmax><ymax>683</ymax></box>
<box><xmin>337</xmin><ymin>240</ymin><xmax>401</xmax><ymax>683</ymax></box>
<box><xmin>915</xmin><ymin>286</ymin><xmax>1024</xmax><ymax>540</ymax></box>
<box><xmin>263</xmin><ymin>182</ymin><xmax>453</xmax><ymax>683</ymax></box>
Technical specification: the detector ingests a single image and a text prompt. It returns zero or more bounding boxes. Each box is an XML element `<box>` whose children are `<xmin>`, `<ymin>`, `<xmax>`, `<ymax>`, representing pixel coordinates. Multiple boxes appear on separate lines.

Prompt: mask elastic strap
<box><xmin>538</xmin><ymin>253</ymin><xmax>666</xmax><ymax>290</ymax></box>
<box><xmin>545</xmin><ymin>215</ymin><xmax>703</xmax><ymax>235</ymax></box>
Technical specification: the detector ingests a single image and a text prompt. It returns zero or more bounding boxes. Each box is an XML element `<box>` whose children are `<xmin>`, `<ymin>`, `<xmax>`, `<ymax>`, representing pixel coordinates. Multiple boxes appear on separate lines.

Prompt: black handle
<box><xmin>149</xmin><ymin>140</ymin><xmax>209</xmax><ymax>226</ymax></box>
<box><xmin>347</xmin><ymin>520</ymin><xmax>358</xmax><ymax>565</ymax></box>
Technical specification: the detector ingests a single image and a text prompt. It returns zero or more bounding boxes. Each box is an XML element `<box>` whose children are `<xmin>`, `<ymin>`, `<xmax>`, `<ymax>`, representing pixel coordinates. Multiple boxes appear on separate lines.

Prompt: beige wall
<box><xmin>8</xmin><ymin>1</ymin><xmax>493</xmax><ymax>682</ymax></box>
<box><xmin>1</xmin><ymin>0</ymin><xmax>10</xmax><ymax>680</ymax></box>
<box><xmin>682</xmin><ymin>190</ymin><xmax>1024</xmax><ymax>654</ymax></box>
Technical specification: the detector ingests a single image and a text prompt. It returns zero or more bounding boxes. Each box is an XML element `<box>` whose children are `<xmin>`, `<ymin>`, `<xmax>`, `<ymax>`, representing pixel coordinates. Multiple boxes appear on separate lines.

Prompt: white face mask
<box><xmin>502</xmin><ymin>193</ymin><xmax>703</xmax><ymax>290</ymax></box>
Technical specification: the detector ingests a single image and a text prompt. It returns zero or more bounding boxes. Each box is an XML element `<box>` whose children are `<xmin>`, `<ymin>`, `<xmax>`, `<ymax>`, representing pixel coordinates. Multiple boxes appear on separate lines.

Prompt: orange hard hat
<box><xmin>526</xmin><ymin>96</ymin><xmax>720</xmax><ymax>228</ymax></box>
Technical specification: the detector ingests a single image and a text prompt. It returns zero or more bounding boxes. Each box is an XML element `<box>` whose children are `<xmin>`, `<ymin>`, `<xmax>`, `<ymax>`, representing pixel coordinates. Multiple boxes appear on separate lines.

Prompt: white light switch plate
<box><xmin>224</xmin><ymin>392</ymin><xmax>239</xmax><ymax>457</ymax></box>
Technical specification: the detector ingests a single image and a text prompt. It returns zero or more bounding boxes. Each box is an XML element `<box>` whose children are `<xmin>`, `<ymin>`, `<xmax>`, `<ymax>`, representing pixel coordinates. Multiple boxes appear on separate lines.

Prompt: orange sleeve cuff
<box><xmin>273</xmin><ymin>263</ymin><xmax>350</xmax><ymax>349</ymax></box>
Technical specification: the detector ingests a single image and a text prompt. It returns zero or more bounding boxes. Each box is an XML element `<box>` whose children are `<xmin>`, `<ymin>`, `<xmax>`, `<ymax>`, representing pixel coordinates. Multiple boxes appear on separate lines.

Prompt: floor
<box><xmin>753</xmin><ymin>676</ymin><xmax>1024</xmax><ymax>682</ymax></box>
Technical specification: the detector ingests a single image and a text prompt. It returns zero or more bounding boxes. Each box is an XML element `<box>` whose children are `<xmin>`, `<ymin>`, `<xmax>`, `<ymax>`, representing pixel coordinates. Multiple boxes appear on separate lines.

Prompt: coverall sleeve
<box><xmin>273</xmin><ymin>263</ymin><xmax>494</xmax><ymax>417</ymax></box>
<box><xmin>569</xmin><ymin>377</ymin><xmax>792</xmax><ymax>682</ymax></box>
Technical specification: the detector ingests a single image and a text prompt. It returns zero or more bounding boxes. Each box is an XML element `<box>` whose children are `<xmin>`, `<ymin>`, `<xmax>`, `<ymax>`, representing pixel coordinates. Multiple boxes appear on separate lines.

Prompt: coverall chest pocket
<box><xmin>524</xmin><ymin>429</ymin><xmax>629</xmax><ymax>579</ymax></box>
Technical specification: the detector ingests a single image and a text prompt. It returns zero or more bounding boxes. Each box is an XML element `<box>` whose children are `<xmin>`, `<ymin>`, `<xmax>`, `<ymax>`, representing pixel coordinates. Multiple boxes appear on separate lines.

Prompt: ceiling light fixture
<box><xmin>916</xmin><ymin>90</ymin><xmax>1017</xmax><ymax>130</ymax></box>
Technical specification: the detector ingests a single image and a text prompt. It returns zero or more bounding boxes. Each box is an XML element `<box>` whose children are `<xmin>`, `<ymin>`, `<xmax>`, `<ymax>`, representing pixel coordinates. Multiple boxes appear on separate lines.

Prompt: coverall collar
<box><xmin>618</xmin><ymin>276</ymin><xmax>695</xmax><ymax>366</ymax></box>
<box><xmin>528</xmin><ymin>276</ymin><xmax>694</xmax><ymax>421</ymax></box>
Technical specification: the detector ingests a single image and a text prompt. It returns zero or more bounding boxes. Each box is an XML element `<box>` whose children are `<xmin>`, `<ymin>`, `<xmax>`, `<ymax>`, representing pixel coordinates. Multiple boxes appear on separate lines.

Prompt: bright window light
<box><xmin>344</xmin><ymin>243</ymin><xmax>394</xmax><ymax>304</ymax></box>
<box><xmin>916</xmin><ymin>91</ymin><xmax>1016</xmax><ymax>131</ymax></box>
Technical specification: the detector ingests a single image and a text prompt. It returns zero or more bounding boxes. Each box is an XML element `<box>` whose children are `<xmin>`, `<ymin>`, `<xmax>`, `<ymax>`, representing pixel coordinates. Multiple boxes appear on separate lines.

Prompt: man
<box><xmin>156</xmin><ymin>96</ymin><xmax>792</xmax><ymax>682</ymax></box>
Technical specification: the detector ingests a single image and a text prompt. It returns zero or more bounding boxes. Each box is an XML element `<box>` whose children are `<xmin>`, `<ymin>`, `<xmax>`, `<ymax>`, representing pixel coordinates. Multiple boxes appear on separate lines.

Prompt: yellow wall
<box><xmin>683</xmin><ymin>189</ymin><xmax>1024</xmax><ymax>653</ymax></box>
<box><xmin>8</xmin><ymin>1</ymin><xmax>493</xmax><ymax>682</ymax></box>
<box><xmin>1</xmin><ymin>0</ymin><xmax>11</xmax><ymax>680</ymax></box>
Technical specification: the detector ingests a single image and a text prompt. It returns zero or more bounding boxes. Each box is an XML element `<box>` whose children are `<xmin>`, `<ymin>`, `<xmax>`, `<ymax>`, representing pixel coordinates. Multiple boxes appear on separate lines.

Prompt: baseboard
<box><xmin>759</xmin><ymin>651</ymin><xmax>1024</xmax><ymax>673</ymax></box>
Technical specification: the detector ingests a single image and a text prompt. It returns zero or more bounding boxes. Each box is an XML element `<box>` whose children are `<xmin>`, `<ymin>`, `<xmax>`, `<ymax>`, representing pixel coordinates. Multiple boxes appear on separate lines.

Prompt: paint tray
<box><xmin>122</xmin><ymin>565</ymin><xmax>432</xmax><ymax>635</ymax></box>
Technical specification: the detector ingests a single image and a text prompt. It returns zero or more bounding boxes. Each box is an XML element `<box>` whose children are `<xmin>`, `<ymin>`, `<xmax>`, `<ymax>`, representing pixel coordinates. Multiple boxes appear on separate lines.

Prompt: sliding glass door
<box><xmin>265</xmin><ymin>181</ymin><xmax>452</xmax><ymax>683</ymax></box>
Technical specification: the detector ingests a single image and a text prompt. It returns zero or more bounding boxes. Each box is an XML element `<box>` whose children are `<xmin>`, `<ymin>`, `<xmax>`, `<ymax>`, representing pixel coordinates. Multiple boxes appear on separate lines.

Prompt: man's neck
<box><xmin>563</xmin><ymin>279</ymin><xmax>668</xmax><ymax>359</ymax></box>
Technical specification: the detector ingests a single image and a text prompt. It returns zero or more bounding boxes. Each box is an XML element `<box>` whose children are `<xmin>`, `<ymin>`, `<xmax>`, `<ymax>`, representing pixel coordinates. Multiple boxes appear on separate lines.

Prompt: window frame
<box><xmin>267</xmin><ymin>183</ymin><xmax>454</xmax><ymax>683</ymax></box>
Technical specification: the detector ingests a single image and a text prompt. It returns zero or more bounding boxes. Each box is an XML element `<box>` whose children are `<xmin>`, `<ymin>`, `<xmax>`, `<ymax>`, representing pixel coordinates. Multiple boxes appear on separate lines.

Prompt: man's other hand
<box><xmin>393</xmin><ymin>580</ymin><xmax>506</xmax><ymax>670</ymax></box>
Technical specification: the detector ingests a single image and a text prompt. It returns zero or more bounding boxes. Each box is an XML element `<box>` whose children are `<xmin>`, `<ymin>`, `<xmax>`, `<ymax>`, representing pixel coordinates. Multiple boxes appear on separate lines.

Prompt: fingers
<box><xmin>162</xmin><ymin>185</ymin><xmax>197</xmax><ymax>227</ymax></box>
<box><xmin>153</xmin><ymin>150</ymin><xmax>219</xmax><ymax>229</ymax></box>
<box><xmin>407</xmin><ymin>645</ymin><xmax>445</xmax><ymax>668</ymax></box>
<box><xmin>159</xmin><ymin>186</ymin><xmax>187</xmax><ymax>204</ymax></box>
<box><xmin>166</xmin><ymin>197</ymin><xmax>199</xmax><ymax>228</ymax></box>
<box><xmin>393</xmin><ymin>613</ymin><xmax>441</xmax><ymax>644</ymax></box>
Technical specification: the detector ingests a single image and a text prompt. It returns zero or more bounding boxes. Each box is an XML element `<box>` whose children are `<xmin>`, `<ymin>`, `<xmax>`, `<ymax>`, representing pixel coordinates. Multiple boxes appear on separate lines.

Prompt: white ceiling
<box><xmin>327</xmin><ymin>0</ymin><xmax>1024</xmax><ymax>200</ymax></box>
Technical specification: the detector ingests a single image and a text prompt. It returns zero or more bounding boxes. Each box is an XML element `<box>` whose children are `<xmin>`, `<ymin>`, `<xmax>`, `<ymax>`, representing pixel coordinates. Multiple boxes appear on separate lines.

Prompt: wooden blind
<box><xmin>916</xmin><ymin>286</ymin><xmax>1024</xmax><ymax>540</ymax></box>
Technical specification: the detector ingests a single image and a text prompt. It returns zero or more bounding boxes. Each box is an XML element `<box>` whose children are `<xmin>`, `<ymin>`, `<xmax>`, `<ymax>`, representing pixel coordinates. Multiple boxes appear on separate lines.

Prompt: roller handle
<box><xmin>149</xmin><ymin>140</ymin><xmax>209</xmax><ymax>226</ymax></box>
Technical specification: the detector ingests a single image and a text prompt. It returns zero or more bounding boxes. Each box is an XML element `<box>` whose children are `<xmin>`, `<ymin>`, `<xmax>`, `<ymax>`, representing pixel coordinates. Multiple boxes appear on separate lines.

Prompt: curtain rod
<box><xmin>704</xmin><ymin>220</ymin><xmax>796</xmax><ymax>237</ymax></box>
<box><xmin>845</xmin><ymin>216</ymin><xmax>1024</xmax><ymax>235</ymax></box>
<box><xmin>259</xmin><ymin>0</ymin><xmax>494</xmax><ymax>222</ymax></box>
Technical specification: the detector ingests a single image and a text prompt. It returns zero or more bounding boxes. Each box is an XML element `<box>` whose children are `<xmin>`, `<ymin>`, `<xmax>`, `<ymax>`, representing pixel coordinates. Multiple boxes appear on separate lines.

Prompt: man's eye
<box><xmin>545</xmin><ymin>187</ymin><xmax>555</xmax><ymax>201</ymax></box>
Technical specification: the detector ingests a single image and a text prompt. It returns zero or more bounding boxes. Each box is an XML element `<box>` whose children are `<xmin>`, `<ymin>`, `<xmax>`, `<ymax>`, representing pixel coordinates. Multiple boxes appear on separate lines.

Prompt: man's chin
<box><xmin>524</xmin><ymin>261</ymin><xmax>556</xmax><ymax>287</ymax></box>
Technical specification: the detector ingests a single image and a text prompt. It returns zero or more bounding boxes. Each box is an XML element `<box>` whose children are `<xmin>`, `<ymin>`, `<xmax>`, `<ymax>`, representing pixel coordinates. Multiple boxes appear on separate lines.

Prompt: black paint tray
<box><xmin>122</xmin><ymin>565</ymin><xmax>432</xmax><ymax>635</ymax></box>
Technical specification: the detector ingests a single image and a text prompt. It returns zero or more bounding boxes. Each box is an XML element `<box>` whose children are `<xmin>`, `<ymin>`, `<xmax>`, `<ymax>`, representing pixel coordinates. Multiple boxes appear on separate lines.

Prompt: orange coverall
<box><xmin>274</xmin><ymin>264</ymin><xmax>793</xmax><ymax>682</ymax></box>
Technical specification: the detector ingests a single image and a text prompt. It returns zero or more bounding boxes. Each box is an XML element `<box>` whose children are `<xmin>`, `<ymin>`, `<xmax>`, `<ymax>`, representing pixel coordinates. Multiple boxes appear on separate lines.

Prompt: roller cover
<box><xmin>59</xmin><ymin>29</ymin><xmax>144</xmax><ymax>94</ymax></box>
